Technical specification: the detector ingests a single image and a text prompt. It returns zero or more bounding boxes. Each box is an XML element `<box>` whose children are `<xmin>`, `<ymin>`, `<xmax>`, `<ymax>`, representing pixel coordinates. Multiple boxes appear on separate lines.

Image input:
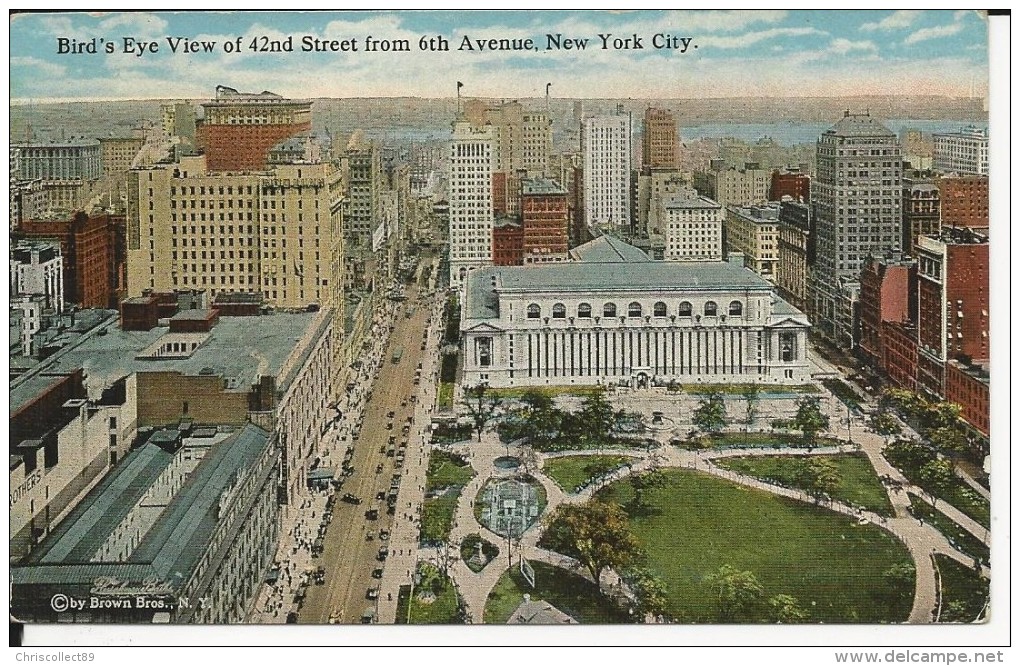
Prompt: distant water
<box><xmin>682</xmin><ymin>120</ymin><xmax>989</xmax><ymax>146</ymax></box>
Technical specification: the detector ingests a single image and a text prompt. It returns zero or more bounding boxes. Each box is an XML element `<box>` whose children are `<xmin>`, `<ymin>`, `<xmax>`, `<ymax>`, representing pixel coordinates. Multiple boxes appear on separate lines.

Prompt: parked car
<box><xmin>342</xmin><ymin>493</ymin><xmax>362</xmax><ymax>504</ymax></box>
<box><xmin>365</xmin><ymin>508</ymin><xmax>379</xmax><ymax>520</ymax></box>
<box><xmin>366</xmin><ymin>587</ymin><xmax>379</xmax><ymax>600</ymax></box>
<box><xmin>377</xmin><ymin>546</ymin><xmax>389</xmax><ymax>561</ymax></box>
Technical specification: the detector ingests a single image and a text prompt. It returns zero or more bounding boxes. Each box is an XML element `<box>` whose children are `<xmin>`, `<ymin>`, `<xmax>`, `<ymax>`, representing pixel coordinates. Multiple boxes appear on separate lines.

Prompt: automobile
<box><xmin>387</xmin><ymin>448</ymin><xmax>395</xmax><ymax>457</ymax></box>
<box><xmin>379</xmin><ymin>529</ymin><xmax>390</xmax><ymax>541</ymax></box>
<box><xmin>386</xmin><ymin>423</ymin><xmax>393</xmax><ymax>430</ymax></box>
<box><xmin>401</xmin><ymin>399</ymin><xmax>408</xmax><ymax>407</ymax></box>
<box><xmin>365</xmin><ymin>508</ymin><xmax>379</xmax><ymax>520</ymax></box>
<box><xmin>371</xmin><ymin>568</ymin><xmax>384</xmax><ymax>579</ymax></box>
<box><xmin>401</xmin><ymin>425</ymin><xmax>410</xmax><ymax>434</ymax></box>
<box><xmin>377</xmin><ymin>546</ymin><xmax>389</xmax><ymax>561</ymax></box>
<box><xmin>375</xmin><ymin>491</ymin><xmax>386</xmax><ymax>501</ymax></box>
<box><xmin>341</xmin><ymin>493</ymin><xmax>362</xmax><ymax>504</ymax></box>
<box><xmin>379</xmin><ymin>445</ymin><xmax>386</xmax><ymax>454</ymax></box>
<box><xmin>365</xmin><ymin>530</ymin><xmax>375</xmax><ymax>541</ymax></box>
<box><xmin>388</xmin><ymin>435</ymin><xmax>396</xmax><ymax>445</ymax></box>
<box><xmin>366</xmin><ymin>587</ymin><xmax>380</xmax><ymax>600</ymax></box>
<box><xmin>395</xmin><ymin>459</ymin><xmax>404</xmax><ymax>470</ymax></box>
<box><xmin>361</xmin><ymin>609</ymin><xmax>375</xmax><ymax>624</ymax></box>
<box><xmin>387</xmin><ymin>410</ymin><xmax>395</xmax><ymax>419</ymax></box>
<box><xmin>286</xmin><ymin>612</ymin><xmax>299</xmax><ymax>624</ymax></box>
<box><xmin>376</xmin><ymin>463</ymin><xmax>384</xmax><ymax>474</ymax></box>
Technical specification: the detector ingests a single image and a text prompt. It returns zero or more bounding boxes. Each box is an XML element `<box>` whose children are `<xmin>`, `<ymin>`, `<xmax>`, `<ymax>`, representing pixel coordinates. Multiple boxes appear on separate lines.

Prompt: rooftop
<box><xmin>521</xmin><ymin>177</ymin><xmax>566</xmax><ymax>196</ymax></box>
<box><xmin>823</xmin><ymin>111</ymin><xmax>896</xmax><ymax>139</ymax></box>
<box><xmin>728</xmin><ymin>203</ymin><xmax>781</xmax><ymax>222</ymax></box>
<box><xmin>569</xmin><ymin>235</ymin><xmax>650</xmax><ymax>263</ymax></box>
<box><xmin>663</xmin><ymin>195</ymin><xmax>721</xmax><ymax>210</ymax></box>
<box><xmin>12</xmin><ymin>423</ymin><xmax>272</xmax><ymax>592</ymax></box>
<box><xmin>465</xmin><ymin>258</ymin><xmax>773</xmax><ymax>320</ymax></box>
<box><xmin>13</xmin><ymin>138</ymin><xmax>101</xmax><ymax>148</ymax></box>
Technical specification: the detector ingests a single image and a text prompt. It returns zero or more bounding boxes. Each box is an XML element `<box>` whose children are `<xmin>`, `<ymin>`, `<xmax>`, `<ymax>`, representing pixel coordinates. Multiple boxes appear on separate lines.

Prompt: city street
<box><xmin>300</xmin><ymin>266</ymin><xmax>444</xmax><ymax>624</ymax></box>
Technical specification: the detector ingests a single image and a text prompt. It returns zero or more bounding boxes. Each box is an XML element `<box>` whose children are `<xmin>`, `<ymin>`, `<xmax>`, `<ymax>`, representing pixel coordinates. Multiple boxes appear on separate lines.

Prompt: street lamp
<box><xmin>847</xmin><ymin>404</ymin><xmax>853</xmax><ymax>445</ymax></box>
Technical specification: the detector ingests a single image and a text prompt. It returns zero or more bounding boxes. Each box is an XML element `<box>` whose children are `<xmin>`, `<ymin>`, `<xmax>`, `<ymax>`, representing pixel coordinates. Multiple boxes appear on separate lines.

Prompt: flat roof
<box><xmin>569</xmin><ymin>236</ymin><xmax>650</xmax><ymax>263</ymax></box>
<box><xmin>663</xmin><ymin>195</ymin><xmax>721</xmax><ymax>210</ymax></box>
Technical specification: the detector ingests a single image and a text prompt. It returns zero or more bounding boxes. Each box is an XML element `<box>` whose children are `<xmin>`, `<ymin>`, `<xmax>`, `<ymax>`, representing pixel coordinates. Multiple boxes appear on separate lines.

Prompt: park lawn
<box><xmin>714</xmin><ymin>453</ymin><xmax>895</xmax><ymax>517</ymax></box>
<box><xmin>898</xmin><ymin>467</ymin><xmax>990</xmax><ymax>530</ymax></box>
<box><xmin>487</xmin><ymin>385</ymin><xmax>606</xmax><ymax>399</ymax></box>
<box><xmin>596</xmin><ymin>468</ymin><xmax>914</xmax><ymax>623</ymax></box>
<box><xmin>908</xmin><ymin>495</ymin><xmax>989</xmax><ymax>564</ymax></box>
<box><xmin>426</xmin><ymin>450</ymin><xmax>474</xmax><ymax>492</ymax></box>
<box><xmin>420</xmin><ymin>494</ymin><xmax>460</xmax><ymax>545</ymax></box>
<box><xmin>437</xmin><ymin>382</ymin><xmax>455</xmax><ymax>409</ymax></box>
<box><xmin>395</xmin><ymin>579</ymin><xmax>463</xmax><ymax>624</ymax></box>
<box><xmin>934</xmin><ymin>555</ymin><xmax>989</xmax><ymax>623</ymax></box>
<box><xmin>542</xmin><ymin>454</ymin><xmax>636</xmax><ymax>493</ymax></box>
<box><xmin>681</xmin><ymin>432</ymin><xmax>846</xmax><ymax>450</ymax></box>
<box><xmin>483</xmin><ymin>561</ymin><xmax>631</xmax><ymax>624</ymax></box>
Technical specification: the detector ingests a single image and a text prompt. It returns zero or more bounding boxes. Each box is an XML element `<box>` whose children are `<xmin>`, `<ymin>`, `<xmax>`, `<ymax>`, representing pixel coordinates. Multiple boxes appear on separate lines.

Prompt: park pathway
<box><xmin>400</xmin><ymin>384</ymin><xmax>989</xmax><ymax>625</ymax></box>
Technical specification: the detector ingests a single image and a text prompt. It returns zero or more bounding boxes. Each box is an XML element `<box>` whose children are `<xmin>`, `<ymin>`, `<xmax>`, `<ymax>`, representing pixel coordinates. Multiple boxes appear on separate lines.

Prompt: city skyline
<box><xmin>10</xmin><ymin>10</ymin><xmax>990</xmax><ymax>103</ymax></box>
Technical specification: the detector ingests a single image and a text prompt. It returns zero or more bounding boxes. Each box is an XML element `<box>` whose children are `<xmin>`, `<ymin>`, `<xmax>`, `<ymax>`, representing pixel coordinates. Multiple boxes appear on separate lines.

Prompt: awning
<box><xmin>307</xmin><ymin>468</ymin><xmax>335</xmax><ymax>481</ymax></box>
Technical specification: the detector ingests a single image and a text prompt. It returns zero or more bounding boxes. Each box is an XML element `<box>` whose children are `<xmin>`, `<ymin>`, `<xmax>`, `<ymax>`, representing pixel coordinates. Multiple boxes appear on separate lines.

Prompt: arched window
<box><xmin>578</xmin><ymin>303</ymin><xmax>592</xmax><ymax>318</ymax></box>
<box><xmin>653</xmin><ymin>301</ymin><xmax>667</xmax><ymax>317</ymax></box>
<box><xmin>603</xmin><ymin>302</ymin><xmax>617</xmax><ymax>318</ymax></box>
<box><xmin>628</xmin><ymin>302</ymin><xmax>642</xmax><ymax>318</ymax></box>
<box><xmin>527</xmin><ymin>303</ymin><xmax>541</xmax><ymax>319</ymax></box>
<box><xmin>678</xmin><ymin>301</ymin><xmax>693</xmax><ymax>317</ymax></box>
<box><xmin>729</xmin><ymin>300</ymin><xmax>743</xmax><ymax>316</ymax></box>
<box><xmin>552</xmin><ymin>303</ymin><xmax>566</xmax><ymax>319</ymax></box>
<box><xmin>704</xmin><ymin>301</ymin><xmax>718</xmax><ymax>316</ymax></box>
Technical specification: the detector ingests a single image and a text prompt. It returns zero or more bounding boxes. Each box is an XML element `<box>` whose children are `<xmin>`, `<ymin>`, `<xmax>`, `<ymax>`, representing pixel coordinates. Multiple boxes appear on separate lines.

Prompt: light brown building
<box><xmin>725</xmin><ymin>203</ymin><xmax>780</xmax><ymax>280</ymax></box>
<box><xmin>642</xmin><ymin>107</ymin><xmax>680</xmax><ymax>170</ymax></box>
<box><xmin>776</xmin><ymin>199</ymin><xmax>811</xmax><ymax>312</ymax></box>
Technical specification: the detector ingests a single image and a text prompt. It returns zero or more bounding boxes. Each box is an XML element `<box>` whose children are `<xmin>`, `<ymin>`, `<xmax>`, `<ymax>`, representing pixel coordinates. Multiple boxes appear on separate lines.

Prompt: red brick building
<box><xmin>521</xmin><ymin>177</ymin><xmax>569</xmax><ymax>262</ymax></box>
<box><xmin>902</xmin><ymin>178</ymin><xmax>940</xmax><ymax>256</ymax></box>
<box><xmin>944</xmin><ymin>358</ymin><xmax>990</xmax><ymax>437</ymax></box>
<box><xmin>16</xmin><ymin>211</ymin><xmax>124</xmax><ymax>309</ymax></box>
<box><xmin>195</xmin><ymin>86</ymin><xmax>311</xmax><ymax>172</ymax></box>
<box><xmin>858</xmin><ymin>255</ymin><xmax>915</xmax><ymax>369</ymax></box>
<box><xmin>882</xmin><ymin>321</ymin><xmax>919</xmax><ymax>391</ymax></box>
<box><xmin>938</xmin><ymin>175</ymin><xmax>988</xmax><ymax>231</ymax></box>
<box><xmin>916</xmin><ymin>228</ymin><xmax>989</xmax><ymax>398</ymax></box>
<box><xmin>492</xmin><ymin>218</ymin><xmax>524</xmax><ymax>266</ymax></box>
<box><xmin>769</xmin><ymin>167</ymin><xmax>810</xmax><ymax>203</ymax></box>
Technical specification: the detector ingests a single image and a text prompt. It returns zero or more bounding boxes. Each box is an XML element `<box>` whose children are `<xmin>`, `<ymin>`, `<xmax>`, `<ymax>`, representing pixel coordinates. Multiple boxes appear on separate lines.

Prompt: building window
<box><xmin>679</xmin><ymin>301</ymin><xmax>693</xmax><ymax>317</ymax></box>
<box><xmin>552</xmin><ymin>303</ymin><xmax>566</xmax><ymax>319</ymax></box>
<box><xmin>653</xmin><ymin>302</ymin><xmax>667</xmax><ymax>317</ymax></box>
<box><xmin>628</xmin><ymin>302</ymin><xmax>642</xmax><ymax>318</ymax></box>
<box><xmin>578</xmin><ymin>303</ymin><xmax>592</xmax><ymax>318</ymax></box>
<box><xmin>603</xmin><ymin>302</ymin><xmax>617</xmax><ymax>318</ymax></box>
<box><xmin>527</xmin><ymin>303</ymin><xmax>541</xmax><ymax>319</ymax></box>
<box><xmin>704</xmin><ymin>301</ymin><xmax>718</xmax><ymax>316</ymax></box>
<box><xmin>780</xmin><ymin>332</ymin><xmax>797</xmax><ymax>362</ymax></box>
<box><xmin>729</xmin><ymin>300</ymin><xmax>743</xmax><ymax>316</ymax></box>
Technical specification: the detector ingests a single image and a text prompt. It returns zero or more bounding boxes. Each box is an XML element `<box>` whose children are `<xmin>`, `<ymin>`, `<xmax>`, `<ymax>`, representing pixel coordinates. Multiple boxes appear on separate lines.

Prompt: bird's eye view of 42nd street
<box><xmin>7</xmin><ymin>9</ymin><xmax>998</xmax><ymax>630</ymax></box>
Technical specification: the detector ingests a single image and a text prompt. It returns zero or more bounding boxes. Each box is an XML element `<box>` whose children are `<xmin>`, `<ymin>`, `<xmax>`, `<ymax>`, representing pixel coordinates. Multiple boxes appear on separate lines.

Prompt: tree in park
<box><xmin>516</xmin><ymin>390</ymin><xmax>563</xmax><ymax>449</ymax></box>
<box><xmin>767</xmin><ymin>594</ymin><xmax>809</xmax><ymax>624</ymax></box>
<box><xmin>882</xmin><ymin>438</ymin><xmax>936</xmax><ymax>472</ymax></box>
<box><xmin>692</xmin><ymin>390</ymin><xmax>727</xmax><ymax>436</ymax></box>
<box><xmin>540</xmin><ymin>500</ymin><xmax>643</xmax><ymax>588</ymax></box>
<box><xmin>871</xmin><ymin>409</ymin><xmax>903</xmax><ymax>437</ymax></box>
<box><xmin>796</xmin><ymin>457</ymin><xmax>842</xmax><ymax>504</ymax></box>
<box><xmin>928</xmin><ymin>425</ymin><xmax>969</xmax><ymax>472</ymax></box>
<box><xmin>461</xmin><ymin>384</ymin><xmax>502</xmax><ymax>441</ymax></box>
<box><xmin>792</xmin><ymin>396</ymin><xmax>830</xmax><ymax>447</ymax></box>
<box><xmin>704</xmin><ymin>564</ymin><xmax>765</xmax><ymax>622</ymax></box>
<box><xmin>577</xmin><ymin>387</ymin><xmax>624</xmax><ymax>450</ymax></box>
<box><xmin>918</xmin><ymin>458</ymin><xmax>955</xmax><ymax>509</ymax></box>
<box><xmin>623</xmin><ymin>567</ymin><xmax>670</xmax><ymax>620</ymax></box>
<box><xmin>583</xmin><ymin>458</ymin><xmax>618</xmax><ymax>492</ymax></box>
<box><xmin>628</xmin><ymin>468</ymin><xmax>669</xmax><ymax>514</ymax></box>
<box><xmin>741</xmin><ymin>382</ymin><xmax>761</xmax><ymax>425</ymax></box>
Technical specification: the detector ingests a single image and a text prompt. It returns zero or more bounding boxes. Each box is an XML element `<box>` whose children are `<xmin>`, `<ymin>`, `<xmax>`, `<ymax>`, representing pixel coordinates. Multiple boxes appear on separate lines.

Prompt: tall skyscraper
<box><xmin>448</xmin><ymin>120</ymin><xmax>494</xmax><ymax>287</ymax></box>
<box><xmin>642</xmin><ymin>107</ymin><xmax>680</xmax><ymax>170</ymax></box>
<box><xmin>808</xmin><ymin>111</ymin><xmax>903</xmax><ymax>347</ymax></box>
<box><xmin>344</xmin><ymin>132</ymin><xmax>382</xmax><ymax>248</ymax></box>
<box><xmin>196</xmin><ymin>86</ymin><xmax>312</xmax><ymax>172</ymax></box>
<box><xmin>582</xmin><ymin>112</ymin><xmax>632</xmax><ymax>232</ymax></box>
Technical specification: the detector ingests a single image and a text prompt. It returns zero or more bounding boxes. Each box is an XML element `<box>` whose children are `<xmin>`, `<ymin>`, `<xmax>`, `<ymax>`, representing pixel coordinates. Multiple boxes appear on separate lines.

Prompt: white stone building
<box><xmin>582</xmin><ymin>113</ymin><xmax>632</xmax><ymax>232</ymax></box>
<box><xmin>448</xmin><ymin>120</ymin><xmax>495</xmax><ymax>287</ymax></box>
<box><xmin>662</xmin><ymin>195</ymin><xmax>724</xmax><ymax>262</ymax></box>
<box><xmin>461</xmin><ymin>239</ymin><xmax>811</xmax><ymax>389</ymax></box>
<box><xmin>933</xmin><ymin>126</ymin><xmax>988</xmax><ymax>176</ymax></box>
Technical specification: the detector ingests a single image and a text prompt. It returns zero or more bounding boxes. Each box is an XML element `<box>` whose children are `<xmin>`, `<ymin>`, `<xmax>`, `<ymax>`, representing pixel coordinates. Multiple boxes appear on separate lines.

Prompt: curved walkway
<box><xmin>391</xmin><ymin>390</ymin><xmax>990</xmax><ymax>625</ymax></box>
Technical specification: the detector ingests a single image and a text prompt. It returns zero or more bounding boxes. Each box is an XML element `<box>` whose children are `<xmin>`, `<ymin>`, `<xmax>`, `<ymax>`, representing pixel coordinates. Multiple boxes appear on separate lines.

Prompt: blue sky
<box><xmin>9</xmin><ymin>9</ymin><xmax>990</xmax><ymax>102</ymax></box>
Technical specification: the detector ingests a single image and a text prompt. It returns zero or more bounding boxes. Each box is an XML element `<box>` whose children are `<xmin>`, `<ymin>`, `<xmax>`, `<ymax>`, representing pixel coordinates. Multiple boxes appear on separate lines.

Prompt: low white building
<box><xmin>461</xmin><ymin>239</ymin><xmax>811</xmax><ymax>389</ymax></box>
<box><xmin>662</xmin><ymin>194</ymin><xmax>724</xmax><ymax>262</ymax></box>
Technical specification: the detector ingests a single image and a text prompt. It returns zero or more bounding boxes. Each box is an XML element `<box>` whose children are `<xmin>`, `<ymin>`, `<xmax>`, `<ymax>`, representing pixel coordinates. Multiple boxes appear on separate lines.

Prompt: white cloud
<box><xmin>97</xmin><ymin>12</ymin><xmax>169</xmax><ymax>37</ymax></box>
<box><xmin>861</xmin><ymin>10</ymin><xmax>922</xmax><ymax>31</ymax></box>
<box><xmin>905</xmin><ymin>22</ymin><xmax>964</xmax><ymax>45</ymax></box>
<box><xmin>829</xmin><ymin>38</ymin><xmax>877</xmax><ymax>55</ymax></box>
<box><xmin>700</xmin><ymin>27</ymin><xmax>825</xmax><ymax>49</ymax></box>
<box><xmin>10</xmin><ymin>56</ymin><xmax>67</xmax><ymax>78</ymax></box>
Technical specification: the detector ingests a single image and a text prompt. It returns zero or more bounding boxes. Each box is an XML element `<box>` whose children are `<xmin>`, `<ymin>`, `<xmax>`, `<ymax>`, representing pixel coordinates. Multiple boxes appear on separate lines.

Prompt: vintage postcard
<box><xmin>8</xmin><ymin>8</ymin><xmax>1000</xmax><ymax>648</ymax></box>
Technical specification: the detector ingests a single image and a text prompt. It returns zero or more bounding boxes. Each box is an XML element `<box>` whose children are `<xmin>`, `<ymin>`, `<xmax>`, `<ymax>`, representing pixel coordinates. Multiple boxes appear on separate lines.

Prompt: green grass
<box><xmin>594</xmin><ymin>468</ymin><xmax>914</xmax><ymax>623</ymax></box>
<box><xmin>822</xmin><ymin>378</ymin><xmax>863</xmax><ymax>411</ymax></box>
<box><xmin>395</xmin><ymin>566</ymin><xmax>464</xmax><ymax>624</ymax></box>
<box><xmin>426</xmin><ymin>450</ymin><xmax>474</xmax><ymax>492</ymax></box>
<box><xmin>908</xmin><ymin>495</ymin><xmax>989</xmax><ymax>564</ymax></box>
<box><xmin>487</xmin><ymin>385</ymin><xmax>606</xmax><ymax>399</ymax></box>
<box><xmin>483</xmin><ymin>561</ymin><xmax>632</xmax><ymax>624</ymax></box>
<box><xmin>542</xmin><ymin>455</ymin><xmax>636</xmax><ymax>493</ymax></box>
<box><xmin>460</xmin><ymin>534</ymin><xmax>499</xmax><ymax>573</ymax></box>
<box><xmin>437</xmin><ymin>382</ymin><xmax>455</xmax><ymax>409</ymax></box>
<box><xmin>896</xmin><ymin>466</ymin><xmax>991</xmax><ymax>530</ymax></box>
<box><xmin>714</xmin><ymin>453</ymin><xmax>895</xmax><ymax>517</ymax></box>
<box><xmin>420</xmin><ymin>493</ymin><xmax>461</xmax><ymax>546</ymax></box>
<box><xmin>934</xmin><ymin>555</ymin><xmax>989</xmax><ymax>623</ymax></box>
<box><xmin>678</xmin><ymin>431</ymin><xmax>846</xmax><ymax>450</ymax></box>
<box><xmin>678</xmin><ymin>383</ymin><xmax>820</xmax><ymax>395</ymax></box>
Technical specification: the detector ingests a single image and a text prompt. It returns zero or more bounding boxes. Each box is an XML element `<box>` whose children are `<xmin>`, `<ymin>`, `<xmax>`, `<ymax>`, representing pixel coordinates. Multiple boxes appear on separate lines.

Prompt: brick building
<box><xmin>902</xmin><ymin>177</ymin><xmax>940</xmax><ymax>256</ymax></box>
<box><xmin>938</xmin><ymin>175</ymin><xmax>989</xmax><ymax>231</ymax></box>
<box><xmin>16</xmin><ymin>211</ymin><xmax>124</xmax><ymax>309</ymax></box>
<box><xmin>944</xmin><ymin>358</ymin><xmax>990</xmax><ymax>437</ymax></box>
<box><xmin>492</xmin><ymin>217</ymin><xmax>524</xmax><ymax>266</ymax></box>
<box><xmin>521</xmin><ymin>177</ymin><xmax>569</xmax><ymax>262</ymax></box>
<box><xmin>769</xmin><ymin>166</ymin><xmax>810</xmax><ymax>203</ymax></box>
<box><xmin>196</xmin><ymin>86</ymin><xmax>312</xmax><ymax>172</ymax></box>
<box><xmin>858</xmin><ymin>254</ymin><xmax>916</xmax><ymax>370</ymax></box>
